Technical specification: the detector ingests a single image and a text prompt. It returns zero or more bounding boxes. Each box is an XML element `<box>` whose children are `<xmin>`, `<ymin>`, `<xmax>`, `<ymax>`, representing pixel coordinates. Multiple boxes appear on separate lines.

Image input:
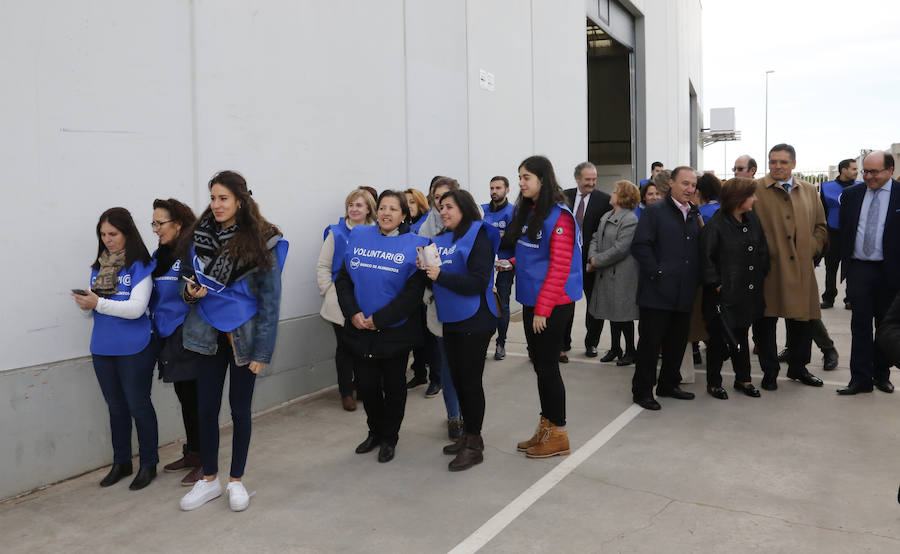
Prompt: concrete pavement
<box><xmin>2</xmin><ymin>269</ymin><xmax>898</xmax><ymax>553</ymax></box>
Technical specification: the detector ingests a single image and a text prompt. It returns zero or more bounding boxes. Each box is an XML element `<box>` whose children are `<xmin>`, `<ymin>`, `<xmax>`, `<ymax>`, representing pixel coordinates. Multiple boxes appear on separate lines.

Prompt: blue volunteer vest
<box><xmin>514</xmin><ymin>204</ymin><xmax>583</xmax><ymax>307</ymax></box>
<box><xmin>481</xmin><ymin>202</ymin><xmax>516</xmax><ymax>259</ymax></box>
<box><xmin>821</xmin><ymin>180</ymin><xmax>857</xmax><ymax>229</ymax></box>
<box><xmin>90</xmin><ymin>259</ymin><xmax>155</xmax><ymax>356</ymax></box>
<box><xmin>699</xmin><ymin>201</ymin><xmax>720</xmax><ymax>222</ymax></box>
<box><xmin>149</xmin><ymin>254</ymin><xmax>190</xmax><ymax>339</ymax></box>
<box><xmin>344</xmin><ymin>225</ymin><xmax>428</xmax><ymax>327</ymax></box>
<box><xmin>192</xmin><ymin>239</ymin><xmax>289</xmax><ymax>333</ymax></box>
<box><xmin>324</xmin><ymin>222</ymin><xmax>353</xmax><ymax>281</ymax></box>
<box><xmin>409</xmin><ymin>211</ymin><xmax>429</xmax><ymax>234</ymax></box>
<box><xmin>432</xmin><ymin>222</ymin><xmax>499</xmax><ymax>323</ymax></box>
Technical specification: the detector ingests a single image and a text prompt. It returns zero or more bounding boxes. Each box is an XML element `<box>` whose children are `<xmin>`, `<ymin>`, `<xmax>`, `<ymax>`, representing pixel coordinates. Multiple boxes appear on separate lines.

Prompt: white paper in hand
<box><xmin>417</xmin><ymin>244</ymin><xmax>441</xmax><ymax>267</ymax></box>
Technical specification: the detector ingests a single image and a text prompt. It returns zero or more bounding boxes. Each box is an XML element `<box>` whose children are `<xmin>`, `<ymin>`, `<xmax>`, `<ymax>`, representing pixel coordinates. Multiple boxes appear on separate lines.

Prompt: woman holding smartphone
<box><xmin>177</xmin><ymin>171</ymin><xmax>288</xmax><ymax>512</ymax></box>
<box><xmin>148</xmin><ymin>198</ymin><xmax>201</xmax><ymax>486</ymax></box>
<box><xmin>507</xmin><ymin>156</ymin><xmax>582</xmax><ymax>459</ymax></box>
<box><xmin>72</xmin><ymin>207</ymin><xmax>159</xmax><ymax>490</ymax></box>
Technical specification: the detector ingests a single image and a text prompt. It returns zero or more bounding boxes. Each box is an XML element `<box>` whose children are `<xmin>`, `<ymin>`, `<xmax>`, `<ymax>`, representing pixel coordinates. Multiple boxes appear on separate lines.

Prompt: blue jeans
<box><xmin>92</xmin><ymin>339</ymin><xmax>159</xmax><ymax>468</ymax></box>
<box><xmin>197</xmin><ymin>335</ymin><xmax>257</xmax><ymax>478</ymax></box>
<box><xmin>433</xmin><ymin>337</ymin><xmax>460</xmax><ymax>419</ymax></box>
<box><xmin>495</xmin><ymin>270</ymin><xmax>514</xmax><ymax>346</ymax></box>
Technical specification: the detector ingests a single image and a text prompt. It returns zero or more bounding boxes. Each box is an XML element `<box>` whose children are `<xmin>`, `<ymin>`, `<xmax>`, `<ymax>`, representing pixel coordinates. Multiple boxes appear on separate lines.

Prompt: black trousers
<box><xmin>358</xmin><ymin>353</ymin><xmax>409</xmax><ymax>446</ymax></box>
<box><xmin>444</xmin><ymin>331</ymin><xmax>493</xmax><ymax>434</ymax></box>
<box><xmin>809</xmin><ymin>319</ymin><xmax>835</xmax><ymax>352</ymax></box>
<box><xmin>822</xmin><ymin>227</ymin><xmax>842</xmax><ymax>304</ymax></box>
<box><xmin>563</xmin><ymin>271</ymin><xmax>604</xmax><ymax>350</ymax></box>
<box><xmin>331</xmin><ymin>323</ymin><xmax>357</xmax><ymax>397</ymax></box>
<box><xmin>706</xmin><ymin>325</ymin><xmax>751</xmax><ymax>388</ymax></box>
<box><xmin>523</xmin><ymin>303</ymin><xmax>573</xmax><ymax>427</ymax></box>
<box><xmin>752</xmin><ymin>317</ymin><xmax>812</xmax><ymax>377</ymax></box>
<box><xmin>610</xmin><ymin>321</ymin><xmax>635</xmax><ymax>354</ymax></box>
<box><xmin>173</xmin><ymin>379</ymin><xmax>200</xmax><ymax>454</ymax></box>
<box><xmin>411</xmin><ymin>306</ymin><xmax>440</xmax><ymax>385</ymax></box>
<box><xmin>845</xmin><ymin>260</ymin><xmax>897</xmax><ymax>386</ymax></box>
<box><xmin>633</xmin><ymin>307</ymin><xmax>690</xmax><ymax>400</ymax></box>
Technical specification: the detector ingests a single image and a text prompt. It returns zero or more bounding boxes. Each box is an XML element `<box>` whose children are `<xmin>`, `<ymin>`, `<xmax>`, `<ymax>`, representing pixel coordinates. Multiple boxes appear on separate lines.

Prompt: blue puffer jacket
<box><xmin>180</xmin><ymin>245</ymin><xmax>283</xmax><ymax>366</ymax></box>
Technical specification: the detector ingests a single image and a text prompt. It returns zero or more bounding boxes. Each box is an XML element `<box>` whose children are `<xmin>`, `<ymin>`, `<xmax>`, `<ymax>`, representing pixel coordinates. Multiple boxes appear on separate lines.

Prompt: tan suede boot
<box><xmin>525</xmin><ymin>423</ymin><xmax>570</xmax><ymax>458</ymax></box>
<box><xmin>516</xmin><ymin>416</ymin><xmax>550</xmax><ymax>452</ymax></box>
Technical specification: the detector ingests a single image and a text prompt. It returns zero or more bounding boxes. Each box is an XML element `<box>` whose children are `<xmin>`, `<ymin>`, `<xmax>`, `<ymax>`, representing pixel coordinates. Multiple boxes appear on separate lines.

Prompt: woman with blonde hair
<box><xmin>405</xmin><ymin>188</ymin><xmax>429</xmax><ymax>234</ymax></box>
<box><xmin>317</xmin><ymin>188</ymin><xmax>376</xmax><ymax>411</ymax></box>
<box><xmin>588</xmin><ymin>180</ymin><xmax>641</xmax><ymax>365</ymax></box>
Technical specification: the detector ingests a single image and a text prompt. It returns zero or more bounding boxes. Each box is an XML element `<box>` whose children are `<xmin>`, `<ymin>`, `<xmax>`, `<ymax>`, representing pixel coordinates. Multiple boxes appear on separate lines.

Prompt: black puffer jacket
<box><xmin>699</xmin><ymin>210</ymin><xmax>770</xmax><ymax>328</ymax></box>
<box><xmin>876</xmin><ymin>291</ymin><xmax>900</xmax><ymax>367</ymax></box>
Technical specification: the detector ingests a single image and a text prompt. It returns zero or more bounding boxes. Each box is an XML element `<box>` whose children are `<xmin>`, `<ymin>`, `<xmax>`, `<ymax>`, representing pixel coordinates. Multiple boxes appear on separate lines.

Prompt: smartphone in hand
<box><xmin>71</xmin><ymin>289</ymin><xmax>88</xmax><ymax>296</ymax></box>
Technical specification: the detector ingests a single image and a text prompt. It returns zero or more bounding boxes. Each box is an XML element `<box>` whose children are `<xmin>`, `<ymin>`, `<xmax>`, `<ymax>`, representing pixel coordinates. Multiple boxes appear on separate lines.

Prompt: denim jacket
<box><xmin>179</xmin><ymin>246</ymin><xmax>283</xmax><ymax>366</ymax></box>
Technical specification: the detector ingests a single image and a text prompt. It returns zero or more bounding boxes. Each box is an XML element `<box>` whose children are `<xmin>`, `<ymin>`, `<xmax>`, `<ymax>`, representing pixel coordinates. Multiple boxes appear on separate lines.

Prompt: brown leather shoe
<box><xmin>516</xmin><ymin>416</ymin><xmax>550</xmax><ymax>452</ymax></box>
<box><xmin>449</xmin><ymin>434</ymin><xmax>484</xmax><ymax>472</ymax></box>
<box><xmin>525</xmin><ymin>423</ymin><xmax>570</xmax><ymax>458</ymax></box>
<box><xmin>181</xmin><ymin>465</ymin><xmax>204</xmax><ymax>486</ymax></box>
<box><xmin>341</xmin><ymin>395</ymin><xmax>357</xmax><ymax>412</ymax></box>
<box><xmin>164</xmin><ymin>451</ymin><xmax>201</xmax><ymax>473</ymax></box>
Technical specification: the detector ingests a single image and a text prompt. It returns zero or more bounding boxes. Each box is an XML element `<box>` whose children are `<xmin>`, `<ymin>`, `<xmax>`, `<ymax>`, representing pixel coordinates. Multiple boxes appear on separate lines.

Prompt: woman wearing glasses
<box><xmin>177</xmin><ymin>171</ymin><xmax>288</xmax><ymax>512</ymax></box>
<box><xmin>71</xmin><ymin>208</ymin><xmax>159</xmax><ymax>490</ymax></box>
<box><xmin>148</xmin><ymin>198</ymin><xmax>201</xmax><ymax>486</ymax></box>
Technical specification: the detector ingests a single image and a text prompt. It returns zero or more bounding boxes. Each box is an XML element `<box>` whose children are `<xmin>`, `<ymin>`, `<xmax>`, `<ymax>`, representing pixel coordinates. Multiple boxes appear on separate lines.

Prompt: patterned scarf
<box><xmin>92</xmin><ymin>249</ymin><xmax>126</xmax><ymax>298</ymax></box>
<box><xmin>192</xmin><ymin>214</ymin><xmax>255</xmax><ymax>287</ymax></box>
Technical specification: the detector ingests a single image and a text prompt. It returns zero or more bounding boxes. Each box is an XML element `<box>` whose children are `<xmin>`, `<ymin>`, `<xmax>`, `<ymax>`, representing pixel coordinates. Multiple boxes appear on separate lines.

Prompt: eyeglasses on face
<box><xmin>861</xmin><ymin>168</ymin><xmax>888</xmax><ymax>175</ymax></box>
<box><xmin>151</xmin><ymin>220</ymin><xmax>173</xmax><ymax>229</ymax></box>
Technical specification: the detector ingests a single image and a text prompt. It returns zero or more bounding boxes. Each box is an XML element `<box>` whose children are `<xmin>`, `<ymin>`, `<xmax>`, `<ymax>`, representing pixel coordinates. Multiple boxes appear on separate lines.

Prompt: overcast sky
<box><xmin>700</xmin><ymin>0</ymin><xmax>900</xmax><ymax>176</ymax></box>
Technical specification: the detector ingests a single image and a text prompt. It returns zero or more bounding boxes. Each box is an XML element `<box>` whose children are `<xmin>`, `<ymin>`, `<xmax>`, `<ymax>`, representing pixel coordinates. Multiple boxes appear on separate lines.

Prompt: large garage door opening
<box><xmin>586</xmin><ymin>19</ymin><xmax>634</xmax><ymax>192</ymax></box>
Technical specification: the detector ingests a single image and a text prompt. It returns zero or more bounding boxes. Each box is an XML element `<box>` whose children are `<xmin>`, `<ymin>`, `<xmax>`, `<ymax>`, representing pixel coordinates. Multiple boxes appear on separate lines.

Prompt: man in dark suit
<box><xmin>836</xmin><ymin>151</ymin><xmax>900</xmax><ymax>395</ymax></box>
<box><xmin>630</xmin><ymin>166</ymin><xmax>701</xmax><ymax>410</ymax></box>
<box><xmin>562</xmin><ymin>161</ymin><xmax>612</xmax><ymax>359</ymax></box>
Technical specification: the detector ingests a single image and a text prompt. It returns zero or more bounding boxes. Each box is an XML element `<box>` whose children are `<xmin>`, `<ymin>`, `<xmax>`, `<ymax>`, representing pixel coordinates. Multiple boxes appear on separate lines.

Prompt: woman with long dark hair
<box><xmin>178</xmin><ymin>171</ymin><xmax>288</xmax><ymax>512</ymax></box>
<box><xmin>335</xmin><ymin>190</ymin><xmax>428</xmax><ymax>463</ymax></box>
<box><xmin>149</xmin><ymin>198</ymin><xmax>202</xmax><ymax>486</ymax></box>
<box><xmin>700</xmin><ymin>177</ymin><xmax>769</xmax><ymax>399</ymax></box>
<box><xmin>72</xmin><ymin>207</ymin><xmax>159</xmax><ymax>490</ymax></box>
<box><xmin>317</xmin><ymin>188</ymin><xmax>376</xmax><ymax>411</ymax></box>
<box><xmin>424</xmin><ymin>189</ymin><xmax>498</xmax><ymax>471</ymax></box>
<box><xmin>507</xmin><ymin>155</ymin><xmax>582</xmax><ymax>459</ymax></box>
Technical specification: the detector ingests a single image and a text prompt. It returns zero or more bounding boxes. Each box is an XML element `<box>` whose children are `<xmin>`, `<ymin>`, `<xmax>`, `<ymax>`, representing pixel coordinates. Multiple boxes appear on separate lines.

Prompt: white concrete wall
<box><xmin>0</xmin><ymin>0</ymin><xmax>591</xmax><ymax>499</ymax></box>
<box><xmin>629</xmin><ymin>0</ymin><xmax>704</xmax><ymax>176</ymax></box>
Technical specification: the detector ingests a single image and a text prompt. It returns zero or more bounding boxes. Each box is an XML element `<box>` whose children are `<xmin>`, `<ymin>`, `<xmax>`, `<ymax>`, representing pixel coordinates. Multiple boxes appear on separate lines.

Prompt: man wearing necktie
<box><xmin>836</xmin><ymin>151</ymin><xmax>900</xmax><ymax>395</ymax></box>
<box><xmin>563</xmin><ymin>162</ymin><xmax>612</xmax><ymax>359</ymax></box>
<box><xmin>751</xmin><ymin>143</ymin><xmax>828</xmax><ymax>390</ymax></box>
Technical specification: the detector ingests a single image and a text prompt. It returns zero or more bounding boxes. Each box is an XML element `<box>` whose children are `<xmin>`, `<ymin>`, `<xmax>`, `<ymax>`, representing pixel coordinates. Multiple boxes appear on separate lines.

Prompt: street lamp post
<box><xmin>765</xmin><ymin>70</ymin><xmax>774</xmax><ymax>157</ymax></box>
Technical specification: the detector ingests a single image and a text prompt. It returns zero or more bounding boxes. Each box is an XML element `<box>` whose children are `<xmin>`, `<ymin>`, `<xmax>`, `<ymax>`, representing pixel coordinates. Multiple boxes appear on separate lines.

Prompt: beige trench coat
<box><xmin>753</xmin><ymin>174</ymin><xmax>828</xmax><ymax>321</ymax></box>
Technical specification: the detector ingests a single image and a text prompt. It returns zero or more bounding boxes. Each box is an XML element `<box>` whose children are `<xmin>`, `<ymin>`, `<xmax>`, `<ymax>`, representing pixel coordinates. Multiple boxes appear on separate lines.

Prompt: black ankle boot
<box><xmin>100</xmin><ymin>461</ymin><xmax>133</xmax><ymax>487</ymax></box>
<box><xmin>128</xmin><ymin>466</ymin><xmax>157</xmax><ymax>490</ymax></box>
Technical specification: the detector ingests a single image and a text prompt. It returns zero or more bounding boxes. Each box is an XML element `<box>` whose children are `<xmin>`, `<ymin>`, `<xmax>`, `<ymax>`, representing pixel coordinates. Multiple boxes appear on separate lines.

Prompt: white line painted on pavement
<box><xmin>448</xmin><ymin>404</ymin><xmax>645</xmax><ymax>554</ymax></box>
<box><xmin>502</xmin><ymin>351</ymin><xmax>847</xmax><ymax>387</ymax></box>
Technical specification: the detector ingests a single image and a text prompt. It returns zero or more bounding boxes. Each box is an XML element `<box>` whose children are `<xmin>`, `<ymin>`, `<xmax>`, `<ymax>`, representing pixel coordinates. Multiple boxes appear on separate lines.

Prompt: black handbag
<box><xmin>157</xmin><ymin>325</ymin><xmax>205</xmax><ymax>383</ymax></box>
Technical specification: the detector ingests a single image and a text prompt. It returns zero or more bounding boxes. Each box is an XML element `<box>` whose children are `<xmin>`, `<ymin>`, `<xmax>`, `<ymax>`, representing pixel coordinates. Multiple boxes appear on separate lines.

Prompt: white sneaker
<box><xmin>179</xmin><ymin>478</ymin><xmax>221</xmax><ymax>511</ymax></box>
<box><xmin>226</xmin><ymin>481</ymin><xmax>250</xmax><ymax>512</ymax></box>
